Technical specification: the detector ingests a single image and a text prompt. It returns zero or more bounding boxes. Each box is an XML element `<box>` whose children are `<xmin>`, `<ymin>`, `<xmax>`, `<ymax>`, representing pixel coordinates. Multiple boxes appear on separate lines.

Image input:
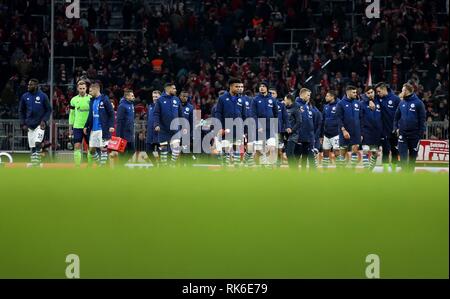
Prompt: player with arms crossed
<box><xmin>19</xmin><ymin>79</ymin><xmax>52</xmax><ymax>167</ymax></box>
<box><xmin>83</xmin><ymin>82</ymin><xmax>115</xmax><ymax>166</ymax></box>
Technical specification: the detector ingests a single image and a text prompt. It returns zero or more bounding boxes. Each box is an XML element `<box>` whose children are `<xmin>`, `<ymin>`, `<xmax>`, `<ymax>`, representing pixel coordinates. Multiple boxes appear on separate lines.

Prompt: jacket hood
<box><xmin>360</xmin><ymin>94</ymin><xmax>375</xmax><ymax>103</ymax></box>
<box><xmin>296</xmin><ymin>97</ymin><xmax>307</xmax><ymax>105</ymax></box>
<box><xmin>341</xmin><ymin>95</ymin><xmax>355</xmax><ymax>102</ymax></box>
<box><xmin>286</xmin><ymin>101</ymin><xmax>299</xmax><ymax>108</ymax></box>
<box><xmin>403</xmin><ymin>93</ymin><xmax>420</xmax><ymax>102</ymax></box>
<box><xmin>255</xmin><ymin>93</ymin><xmax>271</xmax><ymax>99</ymax></box>
<box><xmin>120</xmin><ymin>97</ymin><xmax>133</xmax><ymax>105</ymax></box>
<box><xmin>380</xmin><ymin>89</ymin><xmax>397</xmax><ymax>100</ymax></box>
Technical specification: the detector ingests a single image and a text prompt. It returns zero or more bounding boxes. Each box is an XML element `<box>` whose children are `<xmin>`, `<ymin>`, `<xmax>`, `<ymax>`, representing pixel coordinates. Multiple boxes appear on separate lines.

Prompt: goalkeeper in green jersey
<box><xmin>69</xmin><ymin>80</ymin><xmax>91</xmax><ymax>166</ymax></box>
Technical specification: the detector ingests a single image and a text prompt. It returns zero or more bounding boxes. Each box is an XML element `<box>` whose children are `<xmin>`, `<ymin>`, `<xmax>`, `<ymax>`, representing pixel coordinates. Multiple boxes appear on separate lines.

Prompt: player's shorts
<box><xmin>220</xmin><ymin>139</ymin><xmax>242</xmax><ymax>149</ymax></box>
<box><xmin>89</xmin><ymin>130</ymin><xmax>109</xmax><ymax>148</ymax></box>
<box><xmin>253</xmin><ymin>137</ymin><xmax>277</xmax><ymax>150</ymax></box>
<box><xmin>323</xmin><ymin>135</ymin><xmax>339</xmax><ymax>150</ymax></box>
<box><xmin>28</xmin><ymin>127</ymin><xmax>45</xmax><ymax>148</ymax></box>
<box><xmin>73</xmin><ymin>128</ymin><xmax>88</xmax><ymax>144</ymax></box>
<box><xmin>160</xmin><ymin>138</ymin><xmax>181</xmax><ymax>147</ymax></box>
<box><xmin>362</xmin><ymin>145</ymin><xmax>380</xmax><ymax>152</ymax></box>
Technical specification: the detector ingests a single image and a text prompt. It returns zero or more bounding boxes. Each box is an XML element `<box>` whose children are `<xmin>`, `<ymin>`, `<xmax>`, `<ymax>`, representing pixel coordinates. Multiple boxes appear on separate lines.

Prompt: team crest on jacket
<box><xmin>35</xmin><ymin>96</ymin><xmax>40</xmax><ymax>102</ymax></box>
<box><xmin>173</xmin><ymin>100</ymin><xmax>177</xmax><ymax>104</ymax></box>
<box><xmin>332</xmin><ymin>107</ymin><xmax>336</xmax><ymax>111</ymax></box>
<box><xmin>354</xmin><ymin>103</ymin><xmax>358</xmax><ymax>108</ymax></box>
<box><xmin>185</xmin><ymin>107</ymin><xmax>190</xmax><ymax>111</ymax></box>
<box><xmin>238</xmin><ymin>98</ymin><xmax>242</xmax><ymax>102</ymax></box>
<box><xmin>411</xmin><ymin>103</ymin><xmax>415</xmax><ymax>108</ymax></box>
<box><xmin>388</xmin><ymin>100</ymin><xmax>393</xmax><ymax>105</ymax></box>
<box><xmin>269</xmin><ymin>99</ymin><xmax>273</xmax><ymax>104</ymax></box>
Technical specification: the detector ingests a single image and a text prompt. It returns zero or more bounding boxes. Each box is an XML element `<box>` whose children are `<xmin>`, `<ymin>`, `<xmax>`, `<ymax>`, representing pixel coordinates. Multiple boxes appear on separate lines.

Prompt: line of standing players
<box><xmin>19</xmin><ymin>78</ymin><xmax>425</xmax><ymax>171</ymax></box>
<box><xmin>205</xmin><ymin>79</ymin><xmax>425</xmax><ymax>171</ymax></box>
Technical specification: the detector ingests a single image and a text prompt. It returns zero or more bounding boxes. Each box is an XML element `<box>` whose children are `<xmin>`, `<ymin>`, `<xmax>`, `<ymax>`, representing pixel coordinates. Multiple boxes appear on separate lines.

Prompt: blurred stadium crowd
<box><xmin>0</xmin><ymin>0</ymin><xmax>448</xmax><ymax>122</ymax></box>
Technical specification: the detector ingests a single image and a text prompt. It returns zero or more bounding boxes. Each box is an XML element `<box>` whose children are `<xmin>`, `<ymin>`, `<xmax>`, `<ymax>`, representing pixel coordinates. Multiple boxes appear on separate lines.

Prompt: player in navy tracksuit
<box><xmin>154</xmin><ymin>83</ymin><xmax>184</xmax><ymax>166</ymax></box>
<box><xmin>214</xmin><ymin>78</ymin><xmax>247</xmax><ymax>167</ymax></box>
<box><xmin>321</xmin><ymin>91</ymin><xmax>340</xmax><ymax>169</ymax></box>
<box><xmin>238</xmin><ymin>83</ymin><xmax>254</xmax><ymax>166</ymax></box>
<box><xmin>295</xmin><ymin>88</ymin><xmax>316</xmax><ymax>170</ymax></box>
<box><xmin>310</xmin><ymin>100</ymin><xmax>323</xmax><ymax>168</ymax></box>
<box><xmin>116</xmin><ymin>89</ymin><xmax>135</xmax><ymax>156</ymax></box>
<box><xmin>146</xmin><ymin>90</ymin><xmax>161</xmax><ymax>165</ymax></box>
<box><xmin>84</xmin><ymin>82</ymin><xmax>115</xmax><ymax>166</ymax></box>
<box><xmin>250</xmin><ymin>81</ymin><xmax>279</xmax><ymax>167</ymax></box>
<box><xmin>179</xmin><ymin>90</ymin><xmax>195</xmax><ymax>163</ymax></box>
<box><xmin>360</xmin><ymin>86</ymin><xmax>383</xmax><ymax>171</ymax></box>
<box><xmin>375</xmin><ymin>82</ymin><xmax>401</xmax><ymax>172</ymax></box>
<box><xmin>18</xmin><ymin>79</ymin><xmax>52</xmax><ymax>166</ymax></box>
<box><xmin>336</xmin><ymin>85</ymin><xmax>361</xmax><ymax>168</ymax></box>
<box><xmin>284</xmin><ymin>94</ymin><xmax>302</xmax><ymax>169</ymax></box>
<box><xmin>270</xmin><ymin>87</ymin><xmax>290</xmax><ymax>167</ymax></box>
<box><xmin>394</xmin><ymin>83</ymin><xmax>426</xmax><ymax>172</ymax></box>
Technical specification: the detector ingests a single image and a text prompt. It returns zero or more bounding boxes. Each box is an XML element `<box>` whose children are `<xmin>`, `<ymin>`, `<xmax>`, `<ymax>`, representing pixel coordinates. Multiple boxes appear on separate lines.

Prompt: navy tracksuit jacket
<box><xmin>19</xmin><ymin>90</ymin><xmax>52</xmax><ymax>129</ymax></box>
<box><xmin>116</xmin><ymin>98</ymin><xmax>135</xmax><ymax>143</ymax></box>
<box><xmin>360</xmin><ymin>98</ymin><xmax>383</xmax><ymax>146</ymax></box>
<box><xmin>85</xmin><ymin>94</ymin><xmax>115</xmax><ymax>140</ymax></box>
<box><xmin>214</xmin><ymin>91</ymin><xmax>246</xmax><ymax>141</ymax></box>
<box><xmin>394</xmin><ymin>93</ymin><xmax>426</xmax><ymax>167</ymax></box>
<box><xmin>251</xmin><ymin>93</ymin><xmax>279</xmax><ymax>140</ymax></box>
<box><xmin>377</xmin><ymin>89</ymin><xmax>401</xmax><ymax>137</ymax></box>
<box><xmin>336</xmin><ymin>96</ymin><xmax>361</xmax><ymax>147</ymax></box>
<box><xmin>277</xmin><ymin>101</ymin><xmax>291</xmax><ymax>134</ymax></box>
<box><xmin>295</xmin><ymin>98</ymin><xmax>315</xmax><ymax>143</ymax></box>
<box><xmin>146</xmin><ymin>103</ymin><xmax>158</xmax><ymax>144</ymax></box>
<box><xmin>322</xmin><ymin>100</ymin><xmax>340</xmax><ymax>139</ymax></box>
<box><xmin>154</xmin><ymin>92</ymin><xmax>184</xmax><ymax>143</ymax></box>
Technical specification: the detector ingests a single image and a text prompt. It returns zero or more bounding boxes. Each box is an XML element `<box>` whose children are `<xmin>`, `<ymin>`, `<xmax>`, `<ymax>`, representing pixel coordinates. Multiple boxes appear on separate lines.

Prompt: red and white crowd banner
<box><xmin>417</xmin><ymin>140</ymin><xmax>449</xmax><ymax>162</ymax></box>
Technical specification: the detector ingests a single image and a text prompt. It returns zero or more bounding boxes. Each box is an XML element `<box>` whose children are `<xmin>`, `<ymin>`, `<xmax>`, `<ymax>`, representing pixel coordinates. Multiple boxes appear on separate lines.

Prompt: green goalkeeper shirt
<box><xmin>69</xmin><ymin>94</ymin><xmax>91</xmax><ymax>129</ymax></box>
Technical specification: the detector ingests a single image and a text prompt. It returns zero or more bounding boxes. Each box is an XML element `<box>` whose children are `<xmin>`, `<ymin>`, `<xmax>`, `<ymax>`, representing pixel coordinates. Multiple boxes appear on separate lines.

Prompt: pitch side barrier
<box><xmin>1</xmin><ymin>118</ymin><xmax>448</xmax><ymax>155</ymax></box>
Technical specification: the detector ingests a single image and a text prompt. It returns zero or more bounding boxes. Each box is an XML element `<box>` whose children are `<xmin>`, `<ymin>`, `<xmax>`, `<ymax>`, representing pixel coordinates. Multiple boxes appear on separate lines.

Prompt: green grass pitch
<box><xmin>0</xmin><ymin>168</ymin><xmax>448</xmax><ymax>278</ymax></box>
